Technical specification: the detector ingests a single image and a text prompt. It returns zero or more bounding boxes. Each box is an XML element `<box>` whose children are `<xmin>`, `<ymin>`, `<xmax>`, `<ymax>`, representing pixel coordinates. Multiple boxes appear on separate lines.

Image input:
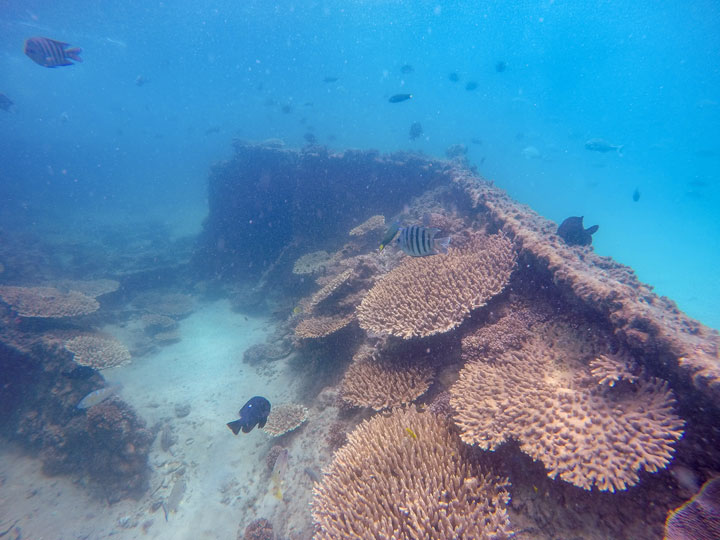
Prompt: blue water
<box><xmin>1</xmin><ymin>1</ymin><xmax>718</xmax><ymax>328</ymax></box>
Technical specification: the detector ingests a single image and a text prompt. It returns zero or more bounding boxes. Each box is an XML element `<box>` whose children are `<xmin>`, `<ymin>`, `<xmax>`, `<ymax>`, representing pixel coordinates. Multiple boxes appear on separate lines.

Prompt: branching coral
<box><xmin>451</xmin><ymin>320</ymin><xmax>684</xmax><ymax>492</ymax></box>
<box><xmin>357</xmin><ymin>233</ymin><xmax>516</xmax><ymax>339</ymax></box>
<box><xmin>590</xmin><ymin>352</ymin><xmax>639</xmax><ymax>387</ymax></box>
<box><xmin>311</xmin><ymin>406</ymin><xmax>513</xmax><ymax>539</ymax></box>
<box><xmin>0</xmin><ymin>285</ymin><xmax>99</xmax><ymax>317</ymax></box>
<box><xmin>340</xmin><ymin>343</ymin><xmax>434</xmax><ymax>410</ymax></box>
<box><xmin>294</xmin><ymin>313</ymin><xmax>355</xmax><ymax>339</ymax></box>
<box><xmin>261</xmin><ymin>403</ymin><xmax>308</xmax><ymax>436</ymax></box>
<box><xmin>65</xmin><ymin>335</ymin><xmax>132</xmax><ymax>369</ymax></box>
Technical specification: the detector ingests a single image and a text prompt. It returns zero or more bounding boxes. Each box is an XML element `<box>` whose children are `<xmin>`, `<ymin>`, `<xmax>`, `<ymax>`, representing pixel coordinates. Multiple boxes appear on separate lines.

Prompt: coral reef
<box><xmin>357</xmin><ymin>232</ymin><xmax>516</xmax><ymax>338</ymax></box>
<box><xmin>0</xmin><ymin>285</ymin><xmax>99</xmax><ymax>317</ymax></box>
<box><xmin>340</xmin><ymin>343</ymin><xmax>434</xmax><ymax>410</ymax></box>
<box><xmin>141</xmin><ymin>313</ymin><xmax>178</xmax><ymax>335</ymax></box>
<box><xmin>349</xmin><ymin>214</ymin><xmax>385</xmax><ymax>236</ymax></box>
<box><xmin>311</xmin><ymin>406</ymin><xmax>513</xmax><ymax>539</ymax></box>
<box><xmin>64</xmin><ymin>335</ymin><xmax>132</xmax><ymax>369</ymax></box>
<box><xmin>665</xmin><ymin>476</ymin><xmax>720</xmax><ymax>540</ymax></box>
<box><xmin>261</xmin><ymin>403</ymin><xmax>309</xmax><ymax>436</ymax></box>
<box><xmin>451</xmin><ymin>320</ymin><xmax>685</xmax><ymax>492</ymax></box>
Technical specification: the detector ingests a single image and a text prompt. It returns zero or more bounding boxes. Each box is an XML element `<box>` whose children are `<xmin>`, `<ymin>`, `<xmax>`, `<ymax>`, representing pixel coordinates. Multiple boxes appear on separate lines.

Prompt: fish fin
<box><xmin>616</xmin><ymin>145</ymin><xmax>624</xmax><ymax>157</ymax></box>
<box><xmin>586</xmin><ymin>225</ymin><xmax>599</xmax><ymax>235</ymax></box>
<box><xmin>226</xmin><ymin>420</ymin><xmax>243</xmax><ymax>435</ymax></box>
<box><xmin>258</xmin><ymin>417</ymin><xmax>267</xmax><ymax>429</ymax></box>
<box><xmin>65</xmin><ymin>47</ymin><xmax>82</xmax><ymax>62</ymax></box>
<box><xmin>435</xmin><ymin>236</ymin><xmax>451</xmax><ymax>254</ymax></box>
<box><xmin>422</xmin><ymin>213</ymin><xmax>432</xmax><ymax>227</ymax></box>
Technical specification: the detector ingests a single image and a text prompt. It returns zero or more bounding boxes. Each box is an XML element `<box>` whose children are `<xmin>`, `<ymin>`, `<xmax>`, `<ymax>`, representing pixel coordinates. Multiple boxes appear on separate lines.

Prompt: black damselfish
<box><xmin>227</xmin><ymin>396</ymin><xmax>271</xmax><ymax>435</ymax></box>
<box><xmin>557</xmin><ymin>216</ymin><xmax>598</xmax><ymax>246</ymax></box>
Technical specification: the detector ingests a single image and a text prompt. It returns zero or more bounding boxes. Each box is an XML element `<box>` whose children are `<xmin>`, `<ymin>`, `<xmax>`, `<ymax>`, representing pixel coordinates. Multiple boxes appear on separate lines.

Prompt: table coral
<box><xmin>451</xmin><ymin>320</ymin><xmax>684</xmax><ymax>492</ymax></box>
<box><xmin>261</xmin><ymin>403</ymin><xmax>308</xmax><ymax>436</ymax></box>
<box><xmin>64</xmin><ymin>335</ymin><xmax>131</xmax><ymax>369</ymax></box>
<box><xmin>357</xmin><ymin>233</ymin><xmax>516</xmax><ymax>339</ymax></box>
<box><xmin>0</xmin><ymin>285</ymin><xmax>99</xmax><ymax>317</ymax></box>
<box><xmin>340</xmin><ymin>343</ymin><xmax>434</xmax><ymax>410</ymax></box>
<box><xmin>349</xmin><ymin>214</ymin><xmax>385</xmax><ymax>236</ymax></box>
<box><xmin>311</xmin><ymin>406</ymin><xmax>513</xmax><ymax>539</ymax></box>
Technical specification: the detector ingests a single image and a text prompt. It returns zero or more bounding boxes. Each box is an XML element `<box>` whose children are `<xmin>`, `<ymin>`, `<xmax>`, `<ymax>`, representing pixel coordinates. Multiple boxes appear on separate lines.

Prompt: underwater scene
<box><xmin>1</xmin><ymin>1</ymin><xmax>719</xmax><ymax>539</ymax></box>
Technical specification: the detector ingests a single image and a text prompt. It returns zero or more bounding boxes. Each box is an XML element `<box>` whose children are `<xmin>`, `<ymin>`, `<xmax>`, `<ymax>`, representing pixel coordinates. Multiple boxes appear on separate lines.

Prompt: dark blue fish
<box><xmin>465</xmin><ymin>81</ymin><xmax>478</xmax><ymax>91</ymax></box>
<box><xmin>448</xmin><ymin>72</ymin><xmax>460</xmax><ymax>82</ymax></box>
<box><xmin>397</xmin><ymin>225</ymin><xmax>450</xmax><ymax>257</ymax></box>
<box><xmin>495</xmin><ymin>61</ymin><xmax>507</xmax><ymax>73</ymax></box>
<box><xmin>632</xmin><ymin>188</ymin><xmax>640</xmax><ymax>202</ymax></box>
<box><xmin>389</xmin><ymin>94</ymin><xmax>413</xmax><ymax>103</ymax></box>
<box><xmin>557</xmin><ymin>216</ymin><xmax>598</xmax><ymax>246</ymax></box>
<box><xmin>400</xmin><ymin>64</ymin><xmax>414</xmax><ymax>74</ymax></box>
<box><xmin>24</xmin><ymin>37</ymin><xmax>82</xmax><ymax>68</ymax></box>
<box><xmin>227</xmin><ymin>396</ymin><xmax>271</xmax><ymax>435</ymax></box>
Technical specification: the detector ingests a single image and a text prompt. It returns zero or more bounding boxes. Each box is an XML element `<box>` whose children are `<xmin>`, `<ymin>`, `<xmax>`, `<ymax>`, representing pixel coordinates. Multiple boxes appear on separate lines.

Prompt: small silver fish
<box><xmin>397</xmin><ymin>225</ymin><xmax>450</xmax><ymax>257</ymax></box>
<box><xmin>270</xmin><ymin>448</ymin><xmax>289</xmax><ymax>500</ymax></box>
<box><xmin>76</xmin><ymin>383</ymin><xmax>121</xmax><ymax>409</ymax></box>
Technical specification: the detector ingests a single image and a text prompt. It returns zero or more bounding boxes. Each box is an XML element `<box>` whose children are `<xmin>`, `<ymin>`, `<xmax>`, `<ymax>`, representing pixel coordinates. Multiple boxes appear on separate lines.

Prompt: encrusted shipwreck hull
<box><xmin>197</xmin><ymin>142</ymin><xmax>720</xmax><ymax>539</ymax></box>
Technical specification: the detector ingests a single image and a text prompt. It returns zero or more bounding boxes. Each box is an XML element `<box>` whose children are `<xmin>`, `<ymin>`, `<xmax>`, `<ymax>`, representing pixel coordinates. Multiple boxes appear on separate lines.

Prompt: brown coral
<box><xmin>340</xmin><ymin>344</ymin><xmax>434</xmax><ymax>410</ymax></box>
<box><xmin>294</xmin><ymin>313</ymin><xmax>355</xmax><ymax>339</ymax></box>
<box><xmin>311</xmin><ymin>406</ymin><xmax>513</xmax><ymax>539</ymax></box>
<box><xmin>357</xmin><ymin>233</ymin><xmax>516</xmax><ymax>339</ymax></box>
<box><xmin>590</xmin><ymin>352</ymin><xmax>639</xmax><ymax>386</ymax></box>
<box><xmin>306</xmin><ymin>269</ymin><xmax>353</xmax><ymax>310</ymax></box>
<box><xmin>65</xmin><ymin>335</ymin><xmax>132</xmax><ymax>369</ymax></box>
<box><xmin>451</xmin><ymin>321</ymin><xmax>684</xmax><ymax>492</ymax></box>
<box><xmin>0</xmin><ymin>285</ymin><xmax>99</xmax><ymax>317</ymax></box>
<box><xmin>349</xmin><ymin>214</ymin><xmax>385</xmax><ymax>236</ymax></box>
<box><xmin>261</xmin><ymin>403</ymin><xmax>308</xmax><ymax>436</ymax></box>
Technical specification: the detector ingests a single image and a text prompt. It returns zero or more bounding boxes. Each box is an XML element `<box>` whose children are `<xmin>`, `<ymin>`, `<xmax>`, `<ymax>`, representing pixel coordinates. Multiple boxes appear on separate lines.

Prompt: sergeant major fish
<box><xmin>397</xmin><ymin>225</ymin><xmax>450</xmax><ymax>257</ymax></box>
<box><xmin>24</xmin><ymin>36</ymin><xmax>82</xmax><ymax>68</ymax></box>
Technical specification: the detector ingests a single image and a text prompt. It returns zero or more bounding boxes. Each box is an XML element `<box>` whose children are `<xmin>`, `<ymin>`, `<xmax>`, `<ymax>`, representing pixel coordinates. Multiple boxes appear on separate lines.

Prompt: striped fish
<box><xmin>24</xmin><ymin>36</ymin><xmax>82</xmax><ymax>68</ymax></box>
<box><xmin>397</xmin><ymin>225</ymin><xmax>450</xmax><ymax>257</ymax></box>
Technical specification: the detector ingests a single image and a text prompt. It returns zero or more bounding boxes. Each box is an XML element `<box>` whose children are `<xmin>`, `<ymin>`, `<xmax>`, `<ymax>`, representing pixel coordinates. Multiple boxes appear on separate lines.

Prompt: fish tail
<box><xmin>616</xmin><ymin>145</ymin><xmax>624</xmax><ymax>157</ymax></box>
<box><xmin>226</xmin><ymin>419</ymin><xmax>243</xmax><ymax>435</ymax></box>
<box><xmin>65</xmin><ymin>47</ymin><xmax>82</xmax><ymax>62</ymax></box>
<box><xmin>435</xmin><ymin>236</ymin><xmax>451</xmax><ymax>254</ymax></box>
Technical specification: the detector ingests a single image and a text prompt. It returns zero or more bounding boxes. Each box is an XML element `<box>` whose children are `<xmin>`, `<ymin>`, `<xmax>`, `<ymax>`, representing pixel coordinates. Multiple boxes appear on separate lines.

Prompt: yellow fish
<box><xmin>405</xmin><ymin>427</ymin><xmax>417</xmax><ymax>440</ymax></box>
<box><xmin>293</xmin><ymin>306</ymin><xmax>302</xmax><ymax>315</ymax></box>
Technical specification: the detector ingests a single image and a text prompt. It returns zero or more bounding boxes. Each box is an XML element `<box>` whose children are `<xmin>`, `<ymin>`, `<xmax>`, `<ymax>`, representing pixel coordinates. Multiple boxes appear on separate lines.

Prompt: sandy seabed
<box><xmin>0</xmin><ymin>300</ymin><xmax>321</xmax><ymax>539</ymax></box>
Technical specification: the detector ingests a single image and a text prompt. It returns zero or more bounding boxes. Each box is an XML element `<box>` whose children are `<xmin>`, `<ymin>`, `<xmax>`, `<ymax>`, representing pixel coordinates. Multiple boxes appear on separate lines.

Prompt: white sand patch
<box><xmin>0</xmin><ymin>300</ymin><xmax>321</xmax><ymax>540</ymax></box>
